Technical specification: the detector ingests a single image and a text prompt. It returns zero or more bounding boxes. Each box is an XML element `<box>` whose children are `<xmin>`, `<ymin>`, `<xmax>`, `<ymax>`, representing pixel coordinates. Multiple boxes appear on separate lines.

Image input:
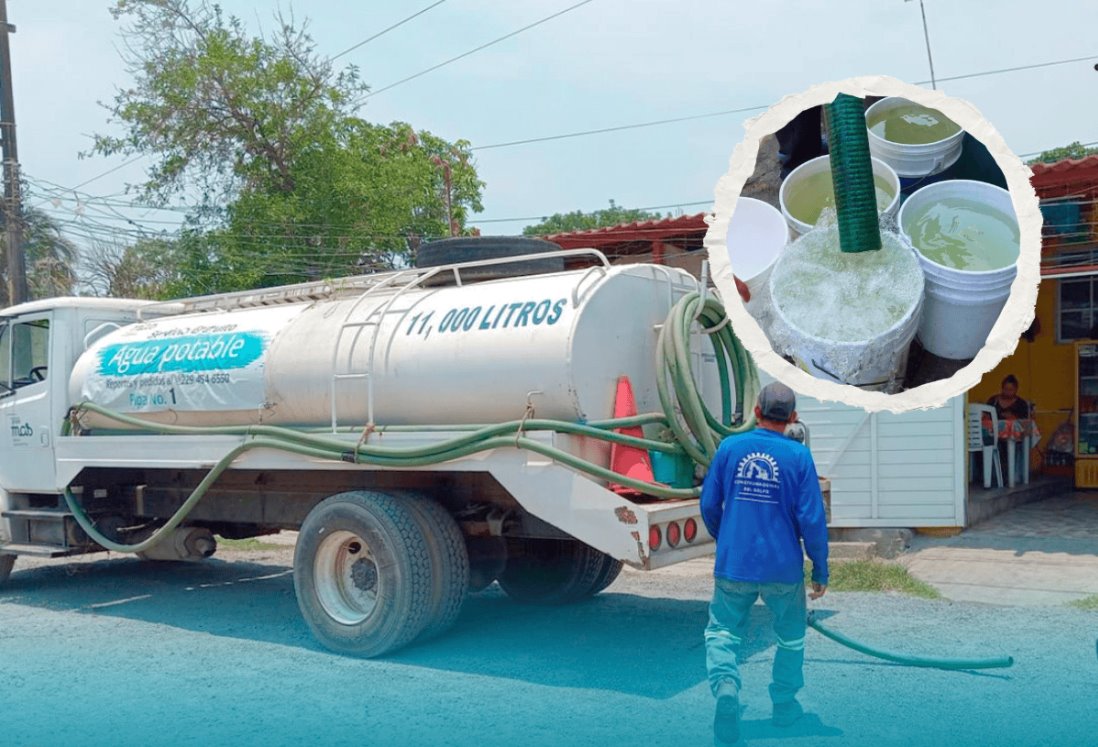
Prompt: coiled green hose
<box><xmin>62</xmin><ymin>291</ymin><xmax>758</xmax><ymax>554</ymax></box>
<box><xmin>808</xmin><ymin>611</ymin><xmax>1014</xmax><ymax>670</ymax></box>
<box><xmin>826</xmin><ymin>93</ymin><xmax>881</xmax><ymax>253</ymax></box>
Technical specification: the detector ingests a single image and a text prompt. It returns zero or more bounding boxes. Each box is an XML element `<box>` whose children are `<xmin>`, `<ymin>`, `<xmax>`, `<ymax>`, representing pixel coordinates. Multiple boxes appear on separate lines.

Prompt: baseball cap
<box><xmin>757</xmin><ymin>382</ymin><xmax>796</xmax><ymax>422</ymax></box>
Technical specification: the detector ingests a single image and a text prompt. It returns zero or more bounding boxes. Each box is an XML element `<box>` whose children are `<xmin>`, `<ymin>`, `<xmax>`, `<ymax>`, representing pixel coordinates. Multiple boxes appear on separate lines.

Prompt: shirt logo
<box><xmin>734</xmin><ymin>451</ymin><xmax>781</xmax><ymax>504</ymax></box>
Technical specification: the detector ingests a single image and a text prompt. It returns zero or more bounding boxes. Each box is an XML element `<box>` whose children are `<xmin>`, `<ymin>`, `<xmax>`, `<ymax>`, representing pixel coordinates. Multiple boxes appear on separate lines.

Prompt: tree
<box><xmin>90</xmin><ymin>0</ymin><xmax>483</xmax><ymax>294</ymax></box>
<box><xmin>1028</xmin><ymin>141</ymin><xmax>1098</xmax><ymax>165</ymax></box>
<box><xmin>83</xmin><ymin>237</ymin><xmax>181</xmax><ymax>300</ymax></box>
<box><xmin>523</xmin><ymin>200</ymin><xmax>665</xmax><ymax>236</ymax></box>
<box><xmin>0</xmin><ymin>207</ymin><xmax>78</xmax><ymax>304</ymax></box>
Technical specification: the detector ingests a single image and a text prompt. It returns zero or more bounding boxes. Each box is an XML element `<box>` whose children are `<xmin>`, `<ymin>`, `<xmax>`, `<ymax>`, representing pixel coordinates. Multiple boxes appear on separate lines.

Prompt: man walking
<box><xmin>700</xmin><ymin>382</ymin><xmax>829</xmax><ymax>744</ymax></box>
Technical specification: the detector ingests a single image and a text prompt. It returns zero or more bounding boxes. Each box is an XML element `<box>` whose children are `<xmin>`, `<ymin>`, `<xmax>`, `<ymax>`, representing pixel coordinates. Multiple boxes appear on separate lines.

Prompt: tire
<box><xmin>401</xmin><ymin>494</ymin><xmax>469</xmax><ymax>642</ymax></box>
<box><xmin>588</xmin><ymin>554</ymin><xmax>624</xmax><ymax>596</ymax></box>
<box><xmin>415</xmin><ymin>237</ymin><xmax>565</xmax><ymax>282</ymax></box>
<box><xmin>497</xmin><ymin>538</ymin><xmax>608</xmax><ymax>605</ymax></box>
<box><xmin>0</xmin><ymin>554</ymin><xmax>14</xmax><ymax>586</ymax></box>
<box><xmin>294</xmin><ymin>491</ymin><xmax>433</xmax><ymax>658</ymax></box>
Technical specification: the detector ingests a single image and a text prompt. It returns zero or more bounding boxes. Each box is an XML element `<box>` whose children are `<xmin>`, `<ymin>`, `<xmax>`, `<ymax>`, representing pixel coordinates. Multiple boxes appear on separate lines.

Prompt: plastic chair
<box><xmin>967</xmin><ymin>404</ymin><xmax>1003</xmax><ymax>489</ymax></box>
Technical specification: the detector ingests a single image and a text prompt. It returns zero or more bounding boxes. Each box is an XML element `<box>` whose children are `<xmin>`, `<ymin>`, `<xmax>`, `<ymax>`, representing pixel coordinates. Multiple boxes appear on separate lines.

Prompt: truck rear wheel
<box><xmin>402</xmin><ymin>494</ymin><xmax>469</xmax><ymax>642</ymax></box>
<box><xmin>589</xmin><ymin>554</ymin><xmax>624</xmax><ymax>595</ymax></box>
<box><xmin>497</xmin><ymin>538</ymin><xmax>612</xmax><ymax>605</ymax></box>
<box><xmin>0</xmin><ymin>554</ymin><xmax>14</xmax><ymax>586</ymax></box>
<box><xmin>294</xmin><ymin>491</ymin><xmax>433</xmax><ymax>658</ymax></box>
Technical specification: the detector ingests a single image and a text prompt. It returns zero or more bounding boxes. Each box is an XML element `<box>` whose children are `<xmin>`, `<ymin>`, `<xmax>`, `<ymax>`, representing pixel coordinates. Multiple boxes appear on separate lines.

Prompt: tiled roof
<box><xmin>1031</xmin><ymin>155</ymin><xmax>1098</xmax><ymax>198</ymax></box>
<box><xmin>545</xmin><ymin>212</ymin><xmax>708</xmax><ymax>249</ymax></box>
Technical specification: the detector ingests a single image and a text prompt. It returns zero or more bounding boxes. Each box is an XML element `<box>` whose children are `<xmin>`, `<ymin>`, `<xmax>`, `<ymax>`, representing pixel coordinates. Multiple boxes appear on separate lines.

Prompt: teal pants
<box><xmin>705</xmin><ymin>578</ymin><xmax>807</xmax><ymax>704</ymax></box>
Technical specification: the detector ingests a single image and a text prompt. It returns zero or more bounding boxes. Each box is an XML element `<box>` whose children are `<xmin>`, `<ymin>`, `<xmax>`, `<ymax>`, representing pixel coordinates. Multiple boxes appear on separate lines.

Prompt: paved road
<box><xmin>1</xmin><ymin>550</ymin><xmax>1096</xmax><ymax>746</ymax></box>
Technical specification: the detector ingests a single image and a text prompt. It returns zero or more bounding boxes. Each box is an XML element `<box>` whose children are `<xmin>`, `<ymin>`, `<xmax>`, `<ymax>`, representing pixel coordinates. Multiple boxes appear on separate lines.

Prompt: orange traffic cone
<box><xmin>608</xmin><ymin>375</ymin><xmax>659</xmax><ymax>496</ymax></box>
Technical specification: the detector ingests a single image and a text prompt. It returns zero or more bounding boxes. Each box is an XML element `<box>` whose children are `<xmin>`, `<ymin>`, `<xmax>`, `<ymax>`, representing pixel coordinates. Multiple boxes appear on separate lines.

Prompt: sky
<box><xmin>9</xmin><ymin>0</ymin><xmax>1098</xmax><ymax>246</ymax></box>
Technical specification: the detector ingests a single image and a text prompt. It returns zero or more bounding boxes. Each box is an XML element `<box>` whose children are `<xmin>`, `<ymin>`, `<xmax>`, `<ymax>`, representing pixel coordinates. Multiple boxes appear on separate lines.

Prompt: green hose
<box><xmin>63</xmin><ymin>290</ymin><xmax>758</xmax><ymax>554</ymax></box>
<box><xmin>807</xmin><ymin>611</ymin><xmax>1014</xmax><ymax>671</ymax></box>
<box><xmin>825</xmin><ymin>93</ymin><xmax>881</xmax><ymax>253</ymax></box>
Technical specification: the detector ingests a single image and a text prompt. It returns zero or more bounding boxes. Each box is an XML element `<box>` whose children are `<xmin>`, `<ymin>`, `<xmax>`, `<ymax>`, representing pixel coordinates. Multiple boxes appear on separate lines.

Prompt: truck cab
<box><xmin>0</xmin><ymin>299</ymin><xmax>151</xmax><ymax>542</ymax></box>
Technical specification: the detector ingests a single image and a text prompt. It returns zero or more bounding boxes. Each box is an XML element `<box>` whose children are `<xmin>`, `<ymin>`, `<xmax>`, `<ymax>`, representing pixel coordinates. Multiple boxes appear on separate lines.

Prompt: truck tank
<box><xmin>69</xmin><ymin>263</ymin><xmax>725</xmax><ymax>429</ymax></box>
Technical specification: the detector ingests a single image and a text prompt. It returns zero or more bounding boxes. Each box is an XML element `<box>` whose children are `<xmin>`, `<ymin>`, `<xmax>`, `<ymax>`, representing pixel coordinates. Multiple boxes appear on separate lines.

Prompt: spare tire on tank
<box><xmin>414</xmin><ymin>236</ymin><xmax>566</xmax><ymax>282</ymax></box>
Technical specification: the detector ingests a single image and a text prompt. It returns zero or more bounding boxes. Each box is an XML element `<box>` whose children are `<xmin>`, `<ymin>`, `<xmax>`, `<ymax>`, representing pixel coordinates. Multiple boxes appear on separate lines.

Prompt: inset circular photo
<box><xmin>707</xmin><ymin>76</ymin><xmax>1041</xmax><ymax>411</ymax></box>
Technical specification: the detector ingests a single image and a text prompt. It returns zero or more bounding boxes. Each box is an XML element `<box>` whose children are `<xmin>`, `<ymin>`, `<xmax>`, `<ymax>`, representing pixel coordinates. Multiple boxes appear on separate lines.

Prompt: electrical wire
<box><xmin>332</xmin><ymin>1</ymin><xmax>448</xmax><ymax>60</ymax></box>
<box><xmin>364</xmin><ymin>0</ymin><xmax>599</xmax><ymax>98</ymax></box>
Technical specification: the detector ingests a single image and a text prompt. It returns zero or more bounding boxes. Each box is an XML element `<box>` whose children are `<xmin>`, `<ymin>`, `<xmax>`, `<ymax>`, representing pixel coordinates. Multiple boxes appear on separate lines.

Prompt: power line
<box><xmin>470</xmin><ymin>105</ymin><xmax>770</xmax><ymax>151</ymax></box>
<box><xmin>474</xmin><ymin>200</ymin><xmax>712</xmax><ymax>224</ymax></box>
<box><xmin>912</xmin><ymin>0</ymin><xmax>937</xmax><ymax>89</ymax></box>
<box><xmin>332</xmin><ymin>1</ymin><xmax>448</xmax><ymax>60</ymax></box>
<box><xmin>922</xmin><ymin>53</ymin><xmax>1098</xmax><ymax>85</ymax></box>
<box><xmin>472</xmin><ymin>53</ymin><xmax>1098</xmax><ymax>152</ymax></box>
<box><xmin>364</xmin><ymin>0</ymin><xmax>598</xmax><ymax>99</ymax></box>
<box><xmin>70</xmin><ymin>154</ymin><xmax>145</xmax><ymax>191</ymax></box>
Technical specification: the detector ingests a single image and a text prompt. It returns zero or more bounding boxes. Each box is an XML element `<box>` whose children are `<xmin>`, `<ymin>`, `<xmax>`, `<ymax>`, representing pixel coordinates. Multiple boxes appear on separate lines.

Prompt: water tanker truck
<box><xmin>0</xmin><ymin>240</ymin><xmax>777</xmax><ymax>657</ymax></box>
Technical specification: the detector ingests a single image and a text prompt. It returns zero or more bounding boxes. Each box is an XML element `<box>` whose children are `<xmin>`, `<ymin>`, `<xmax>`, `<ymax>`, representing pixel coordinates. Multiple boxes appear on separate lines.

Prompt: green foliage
<box><xmin>83</xmin><ymin>237</ymin><xmax>182</xmax><ymax>300</ymax></box>
<box><xmin>89</xmin><ymin>0</ymin><xmax>484</xmax><ymax>296</ymax></box>
<box><xmin>93</xmin><ymin>0</ymin><xmax>365</xmax><ymax>201</ymax></box>
<box><xmin>805</xmin><ymin>559</ymin><xmax>941</xmax><ymax>599</ymax></box>
<box><xmin>523</xmin><ymin>200</ymin><xmax>664</xmax><ymax>236</ymax></box>
<box><xmin>1068</xmin><ymin>594</ymin><xmax>1098</xmax><ymax>611</ymax></box>
<box><xmin>1</xmin><ymin>207</ymin><xmax>79</xmax><ymax>303</ymax></box>
<box><xmin>1027</xmin><ymin>141</ymin><xmax>1098</xmax><ymax>166</ymax></box>
<box><xmin>214</xmin><ymin>535</ymin><xmax>285</xmax><ymax>552</ymax></box>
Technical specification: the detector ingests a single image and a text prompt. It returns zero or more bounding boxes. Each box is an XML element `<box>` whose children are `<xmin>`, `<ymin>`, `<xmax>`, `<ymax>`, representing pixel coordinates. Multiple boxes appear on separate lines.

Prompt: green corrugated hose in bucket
<box><xmin>826</xmin><ymin>93</ymin><xmax>882</xmax><ymax>253</ymax></box>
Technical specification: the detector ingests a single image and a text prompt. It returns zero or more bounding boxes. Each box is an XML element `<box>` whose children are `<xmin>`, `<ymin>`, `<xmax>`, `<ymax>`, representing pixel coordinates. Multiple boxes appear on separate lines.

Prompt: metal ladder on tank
<box><xmin>327</xmin><ymin>248</ymin><xmax>613</xmax><ymax>433</ymax></box>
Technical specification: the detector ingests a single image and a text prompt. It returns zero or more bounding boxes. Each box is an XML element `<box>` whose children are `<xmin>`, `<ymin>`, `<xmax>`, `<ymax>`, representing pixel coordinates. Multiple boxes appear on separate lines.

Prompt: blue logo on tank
<box><xmin>97</xmin><ymin>332</ymin><xmax>265</xmax><ymax>376</ymax></box>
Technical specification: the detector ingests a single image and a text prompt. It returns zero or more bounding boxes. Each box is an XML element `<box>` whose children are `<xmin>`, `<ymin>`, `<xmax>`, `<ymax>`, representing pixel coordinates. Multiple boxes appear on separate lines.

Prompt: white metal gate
<box><xmin>798</xmin><ymin>394</ymin><xmax>966</xmax><ymax>528</ymax></box>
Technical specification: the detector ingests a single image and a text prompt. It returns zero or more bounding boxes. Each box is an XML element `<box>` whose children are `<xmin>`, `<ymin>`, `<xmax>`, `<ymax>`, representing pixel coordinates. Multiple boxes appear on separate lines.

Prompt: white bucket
<box><xmin>768</xmin><ymin>233</ymin><xmax>924</xmax><ymax>393</ymax></box>
<box><xmin>898</xmin><ymin>180</ymin><xmax>1018</xmax><ymax>360</ymax></box>
<box><xmin>865</xmin><ymin>97</ymin><xmax>964</xmax><ymax>179</ymax></box>
<box><xmin>725</xmin><ymin>196</ymin><xmax>789</xmax><ymax>315</ymax></box>
<box><xmin>779</xmin><ymin>154</ymin><xmax>900</xmax><ymax>237</ymax></box>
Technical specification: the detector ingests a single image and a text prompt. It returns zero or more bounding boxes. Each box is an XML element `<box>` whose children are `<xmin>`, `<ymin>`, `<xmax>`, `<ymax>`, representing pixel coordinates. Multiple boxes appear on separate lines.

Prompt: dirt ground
<box><xmin>2</xmin><ymin>538</ymin><xmax>1096</xmax><ymax>746</ymax></box>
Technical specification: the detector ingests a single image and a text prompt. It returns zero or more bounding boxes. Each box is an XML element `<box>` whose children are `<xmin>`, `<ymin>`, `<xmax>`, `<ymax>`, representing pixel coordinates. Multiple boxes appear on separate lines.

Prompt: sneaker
<box><xmin>772</xmin><ymin>699</ymin><xmax>804</xmax><ymax>728</ymax></box>
<box><xmin>714</xmin><ymin>682</ymin><xmax>741</xmax><ymax>744</ymax></box>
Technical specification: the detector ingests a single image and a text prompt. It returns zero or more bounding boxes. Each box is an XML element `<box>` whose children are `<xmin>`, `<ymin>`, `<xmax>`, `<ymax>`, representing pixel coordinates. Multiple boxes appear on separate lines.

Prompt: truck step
<box><xmin>2</xmin><ymin>509</ymin><xmax>73</xmax><ymax>521</ymax></box>
<box><xmin>0</xmin><ymin>543</ymin><xmax>82</xmax><ymax>558</ymax></box>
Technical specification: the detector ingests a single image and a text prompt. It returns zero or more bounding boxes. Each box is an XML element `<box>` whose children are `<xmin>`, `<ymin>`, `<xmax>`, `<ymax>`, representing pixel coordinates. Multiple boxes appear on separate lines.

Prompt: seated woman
<box><xmin>987</xmin><ymin>374</ymin><xmax>1030</xmax><ymax>422</ymax></box>
<box><xmin>986</xmin><ymin>374</ymin><xmax>1036</xmax><ymax>484</ymax></box>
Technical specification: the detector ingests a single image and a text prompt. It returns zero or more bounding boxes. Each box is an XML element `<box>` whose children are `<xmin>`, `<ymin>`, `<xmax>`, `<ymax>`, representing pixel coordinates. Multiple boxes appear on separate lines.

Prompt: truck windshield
<box><xmin>0</xmin><ymin>321</ymin><xmax>9</xmax><ymax>394</ymax></box>
<box><xmin>0</xmin><ymin>318</ymin><xmax>49</xmax><ymax>396</ymax></box>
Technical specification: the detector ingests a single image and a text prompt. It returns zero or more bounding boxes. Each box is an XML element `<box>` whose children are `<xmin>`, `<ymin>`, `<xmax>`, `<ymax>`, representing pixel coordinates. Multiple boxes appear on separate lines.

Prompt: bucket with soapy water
<box><xmin>865</xmin><ymin>97</ymin><xmax>964</xmax><ymax>183</ymax></box>
<box><xmin>898</xmin><ymin>179</ymin><xmax>1019</xmax><ymax>361</ymax></box>
<box><xmin>779</xmin><ymin>154</ymin><xmax>900</xmax><ymax>237</ymax></box>
<box><xmin>725</xmin><ymin>196</ymin><xmax>789</xmax><ymax>316</ymax></box>
<box><xmin>768</xmin><ymin>227</ymin><xmax>924</xmax><ymax>393</ymax></box>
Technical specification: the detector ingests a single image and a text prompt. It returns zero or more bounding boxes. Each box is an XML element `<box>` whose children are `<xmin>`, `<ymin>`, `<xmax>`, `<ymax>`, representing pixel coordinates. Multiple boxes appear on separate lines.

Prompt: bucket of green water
<box><xmin>779</xmin><ymin>154</ymin><xmax>900</xmax><ymax>237</ymax></box>
<box><xmin>865</xmin><ymin>97</ymin><xmax>964</xmax><ymax>179</ymax></box>
<box><xmin>898</xmin><ymin>180</ymin><xmax>1019</xmax><ymax>361</ymax></box>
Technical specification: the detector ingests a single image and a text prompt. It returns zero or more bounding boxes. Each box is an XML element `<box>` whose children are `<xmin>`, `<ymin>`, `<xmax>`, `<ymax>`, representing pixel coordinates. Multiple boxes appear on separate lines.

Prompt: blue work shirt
<box><xmin>700</xmin><ymin>428</ymin><xmax>829</xmax><ymax>585</ymax></box>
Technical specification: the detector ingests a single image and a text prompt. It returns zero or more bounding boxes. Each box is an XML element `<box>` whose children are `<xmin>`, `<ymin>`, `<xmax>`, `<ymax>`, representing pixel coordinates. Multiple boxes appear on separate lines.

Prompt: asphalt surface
<box><xmin>1</xmin><ymin>548</ymin><xmax>1096</xmax><ymax>747</ymax></box>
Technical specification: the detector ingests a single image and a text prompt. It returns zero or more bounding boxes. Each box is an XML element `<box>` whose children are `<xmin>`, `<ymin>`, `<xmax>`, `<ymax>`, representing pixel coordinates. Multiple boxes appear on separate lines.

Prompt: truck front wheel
<box><xmin>294</xmin><ymin>491</ymin><xmax>433</xmax><ymax>658</ymax></box>
<box><xmin>497</xmin><ymin>538</ymin><xmax>616</xmax><ymax>605</ymax></box>
<box><xmin>0</xmin><ymin>554</ymin><xmax>13</xmax><ymax>586</ymax></box>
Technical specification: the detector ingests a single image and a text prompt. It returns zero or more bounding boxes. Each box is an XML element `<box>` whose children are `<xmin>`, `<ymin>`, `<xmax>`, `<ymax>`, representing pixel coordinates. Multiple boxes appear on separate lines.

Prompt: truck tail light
<box><xmin>667</xmin><ymin>521</ymin><xmax>681</xmax><ymax>547</ymax></box>
<box><xmin>684</xmin><ymin>518</ymin><xmax>698</xmax><ymax>543</ymax></box>
<box><xmin>649</xmin><ymin>525</ymin><xmax>662</xmax><ymax>551</ymax></box>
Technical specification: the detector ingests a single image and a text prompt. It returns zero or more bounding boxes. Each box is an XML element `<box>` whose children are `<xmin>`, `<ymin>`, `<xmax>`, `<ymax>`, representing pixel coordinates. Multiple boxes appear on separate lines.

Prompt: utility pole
<box><xmin>906</xmin><ymin>0</ymin><xmax>937</xmax><ymax>90</ymax></box>
<box><xmin>0</xmin><ymin>0</ymin><xmax>26</xmax><ymax>306</ymax></box>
